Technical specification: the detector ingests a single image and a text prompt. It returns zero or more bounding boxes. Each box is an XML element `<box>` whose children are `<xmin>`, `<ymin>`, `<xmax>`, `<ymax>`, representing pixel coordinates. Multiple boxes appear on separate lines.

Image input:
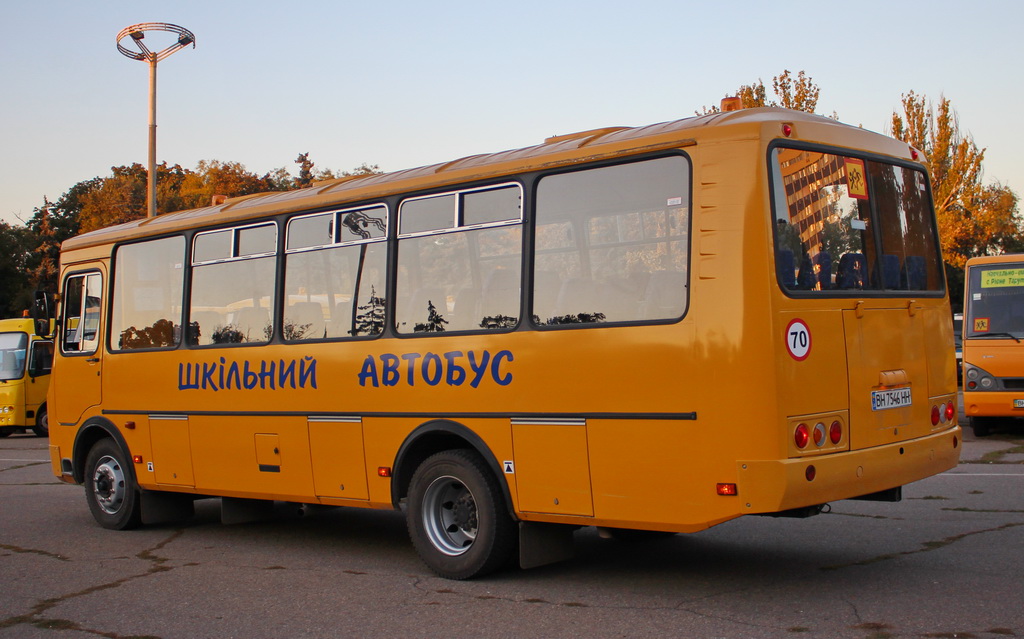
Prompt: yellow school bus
<box><xmin>1</xmin><ymin>317</ymin><xmax>53</xmax><ymax>438</ymax></box>
<box><xmin>43</xmin><ymin>102</ymin><xmax>961</xmax><ymax>579</ymax></box>
<box><xmin>962</xmin><ymin>253</ymin><xmax>1024</xmax><ymax>435</ymax></box>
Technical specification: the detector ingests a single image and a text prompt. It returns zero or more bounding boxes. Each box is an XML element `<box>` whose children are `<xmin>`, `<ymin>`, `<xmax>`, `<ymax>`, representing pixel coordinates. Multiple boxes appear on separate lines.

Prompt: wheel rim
<box><xmin>92</xmin><ymin>455</ymin><xmax>127</xmax><ymax>515</ymax></box>
<box><xmin>421</xmin><ymin>474</ymin><xmax>478</xmax><ymax>556</ymax></box>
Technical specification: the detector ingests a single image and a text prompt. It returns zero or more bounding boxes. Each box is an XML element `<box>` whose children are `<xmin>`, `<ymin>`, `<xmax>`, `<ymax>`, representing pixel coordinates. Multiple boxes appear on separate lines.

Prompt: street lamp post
<box><xmin>116</xmin><ymin>23</ymin><xmax>195</xmax><ymax>219</ymax></box>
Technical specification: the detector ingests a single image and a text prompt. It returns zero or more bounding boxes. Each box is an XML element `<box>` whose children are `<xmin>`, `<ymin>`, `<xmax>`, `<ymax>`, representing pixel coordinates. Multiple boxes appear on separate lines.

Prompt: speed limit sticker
<box><xmin>785</xmin><ymin>319</ymin><xmax>811</xmax><ymax>361</ymax></box>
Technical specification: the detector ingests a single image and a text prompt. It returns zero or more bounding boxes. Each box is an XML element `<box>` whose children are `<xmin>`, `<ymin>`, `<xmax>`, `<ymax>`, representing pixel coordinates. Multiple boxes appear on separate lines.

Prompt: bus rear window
<box><xmin>770</xmin><ymin>147</ymin><xmax>943</xmax><ymax>295</ymax></box>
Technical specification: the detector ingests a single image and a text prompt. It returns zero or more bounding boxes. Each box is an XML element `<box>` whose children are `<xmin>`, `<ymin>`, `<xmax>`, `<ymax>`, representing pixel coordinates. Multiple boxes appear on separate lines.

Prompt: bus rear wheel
<box><xmin>84</xmin><ymin>439</ymin><xmax>142</xmax><ymax>530</ymax></box>
<box><xmin>406</xmin><ymin>449</ymin><xmax>515</xmax><ymax>580</ymax></box>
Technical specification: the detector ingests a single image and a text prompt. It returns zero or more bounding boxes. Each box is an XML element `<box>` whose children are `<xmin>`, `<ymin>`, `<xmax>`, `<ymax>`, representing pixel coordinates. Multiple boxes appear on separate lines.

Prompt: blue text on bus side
<box><xmin>178</xmin><ymin>356</ymin><xmax>318</xmax><ymax>391</ymax></box>
<box><xmin>358</xmin><ymin>350</ymin><xmax>513</xmax><ymax>388</ymax></box>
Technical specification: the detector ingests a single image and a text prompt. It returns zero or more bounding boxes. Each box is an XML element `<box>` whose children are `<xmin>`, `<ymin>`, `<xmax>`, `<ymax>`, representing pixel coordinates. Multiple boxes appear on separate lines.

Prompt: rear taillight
<box><xmin>829</xmin><ymin>420</ymin><xmax>842</xmax><ymax>444</ymax></box>
<box><xmin>795</xmin><ymin>423</ymin><xmax>810</xmax><ymax>449</ymax></box>
<box><xmin>812</xmin><ymin>422</ymin><xmax>826</xmax><ymax>447</ymax></box>
<box><xmin>932</xmin><ymin>401</ymin><xmax>957</xmax><ymax>425</ymax></box>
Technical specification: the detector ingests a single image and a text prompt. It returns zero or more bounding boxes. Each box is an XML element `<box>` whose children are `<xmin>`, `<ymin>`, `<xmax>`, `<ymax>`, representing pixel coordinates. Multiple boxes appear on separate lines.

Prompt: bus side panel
<box><xmin>149</xmin><ymin>415</ymin><xmax>194</xmax><ymax>487</ymax></box>
<box><xmin>587</xmin><ymin>418</ymin><xmax>733</xmax><ymax>531</ymax></box>
<box><xmin>187</xmin><ymin>414</ymin><xmax>315</xmax><ymax>501</ymax></box>
<box><xmin>308</xmin><ymin>419</ymin><xmax>369</xmax><ymax>500</ymax></box>
<box><xmin>512</xmin><ymin>421</ymin><xmax>593</xmax><ymax>516</ymax></box>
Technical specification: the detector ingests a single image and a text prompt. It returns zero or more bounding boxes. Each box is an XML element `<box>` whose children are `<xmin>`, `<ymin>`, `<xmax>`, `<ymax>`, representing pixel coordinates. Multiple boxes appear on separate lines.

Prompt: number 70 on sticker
<box><xmin>785</xmin><ymin>319</ymin><xmax>812</xmax><ymax>360</ymax></box>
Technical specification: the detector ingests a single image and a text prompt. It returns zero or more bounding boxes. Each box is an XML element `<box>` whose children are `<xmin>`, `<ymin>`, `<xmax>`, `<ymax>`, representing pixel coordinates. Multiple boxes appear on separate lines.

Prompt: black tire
<box><xmin>406</xmin><ymin>449</ymin><xmax>515</xmax><ymax>580</ymax></box>
<box><xmin>972</xmin><ymin>416</ymin><xmax>995</xmax><ymax>437</ymax></box>
<box><xmin>32</xmin><ymin>406</ymin><xmax>48</xmax><ymax>438</ymax></box>
<box><xmin>0</xmin><ymin>427</ymin><xmax>12</xmax><ymax>438</ymax></box>
<box><xmin>83</xmin><ymin>439</ymin><xmax>142</xmax><ymax>530</ymax></box>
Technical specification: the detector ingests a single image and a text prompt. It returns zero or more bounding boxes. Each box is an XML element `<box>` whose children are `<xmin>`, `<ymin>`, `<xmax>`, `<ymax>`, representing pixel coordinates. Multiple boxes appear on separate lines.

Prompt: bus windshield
<box><xmin>965</xmin><ymin>264</ymin><xmax>1024</xmax><ymax>339</ymax></box>
<box><xmin>0</xmin><ymin>332</ymin><xmax>28</xmax><ymax>381</ymax></box>
<box><xmin>771</xmin><ymin>146</ymin><xmax>944</xmax><ymax>294</ymax></box>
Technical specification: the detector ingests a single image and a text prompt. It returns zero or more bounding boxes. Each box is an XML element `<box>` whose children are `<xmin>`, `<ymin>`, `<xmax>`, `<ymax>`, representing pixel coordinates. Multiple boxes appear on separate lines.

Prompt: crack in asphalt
<box><xmin>0</xmin><ymin>543</ymin><xmax>70</xmax><ymax>562</ymax></box>
<box><xmin>410</xmin><ymin>574</ymin><xmax>815</xmax><ymax>635</ymax></box>
<box><xmin>820</xmin><ymin>521</ymin><xmax>1024</xmax><ymax>571</ymax></box>
<box><xmin>0</xmin><ymin>460</ymin><xmax>49</xmax><ymax>473</ymax></box>
<box><xmin>0</xmin><ymin>529</ymin><xmax>184</xmax><ymax>638</ymax></box>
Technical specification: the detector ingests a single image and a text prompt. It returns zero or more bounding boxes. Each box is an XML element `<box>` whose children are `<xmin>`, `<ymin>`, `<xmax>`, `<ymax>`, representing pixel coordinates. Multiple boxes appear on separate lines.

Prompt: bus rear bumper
<box><xmin>736</xmin><ymin>426</ymin><xmax>961</xmax><ymax>515</ymax></box>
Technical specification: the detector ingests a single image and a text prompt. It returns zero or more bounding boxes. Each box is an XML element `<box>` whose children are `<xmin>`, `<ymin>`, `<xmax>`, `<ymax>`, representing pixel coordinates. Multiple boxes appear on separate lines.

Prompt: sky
<box><xmin>2</xmin><ymin>0</ymin><xmax>1022</xmax><ymax>226</ymax></box>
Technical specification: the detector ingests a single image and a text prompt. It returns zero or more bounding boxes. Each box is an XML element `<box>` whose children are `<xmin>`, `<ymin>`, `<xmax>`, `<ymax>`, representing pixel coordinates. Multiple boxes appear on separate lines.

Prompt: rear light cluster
<box><xmin>930</xmin><ymin>400</ymin><xmax>956</xmax><ymax>426</ymax></box>
<box><xmin>794</xmin><ymin>420</ymin><xmax>842</xmax><ymax>449</ymax></box>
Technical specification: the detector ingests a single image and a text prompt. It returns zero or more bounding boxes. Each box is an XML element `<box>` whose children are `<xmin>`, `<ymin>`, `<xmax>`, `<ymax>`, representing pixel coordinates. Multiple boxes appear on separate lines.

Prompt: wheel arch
<box><xmin>72</xmin><ymin>416</ymin><xmax>135</xmax><ymax>485</ymax></box>
<box><xmin>391</xmin><ymin>419</ymin><xmax>515</xmax><ymax>518</ymax></box>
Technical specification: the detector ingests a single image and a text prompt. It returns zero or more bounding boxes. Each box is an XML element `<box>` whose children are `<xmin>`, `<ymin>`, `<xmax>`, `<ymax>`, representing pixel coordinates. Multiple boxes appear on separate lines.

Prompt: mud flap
<box><xmin>141</xmin><ymin>490</ymin><xmax>195</xmax><ymax>525</ymax></box>
<box><xmin>519</xmin><ymin>521</ymin><xmax>575</xmax><ymax>569</ymax></box>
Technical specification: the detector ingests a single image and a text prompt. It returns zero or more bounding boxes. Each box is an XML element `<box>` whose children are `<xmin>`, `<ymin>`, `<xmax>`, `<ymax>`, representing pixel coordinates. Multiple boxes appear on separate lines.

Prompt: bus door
<box><xmin>25</xmin><ymin>337</ymin><xmax>54</xmax><ymax>419</ymax></box>
<box><xmin>54</xmin><ymin>269</ymin><xmax>105</xmax><ymax>426</ymax></box>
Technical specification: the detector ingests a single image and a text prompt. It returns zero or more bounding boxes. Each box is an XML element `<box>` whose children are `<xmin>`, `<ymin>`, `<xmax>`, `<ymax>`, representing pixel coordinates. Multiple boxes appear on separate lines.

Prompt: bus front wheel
<box><xmin>406</xmin><ymin>449</ymin><xmax>515</xmax><ymax>580</ymax></box>
<box><xmin>32</xmin><ymin>407</ymin><xmax>48</xmax><ymax>438</ymax></box>
<box><xmin>84</xmin><ymin>439</ymin><xmax>142</xmax><ymax>530</ymax></box>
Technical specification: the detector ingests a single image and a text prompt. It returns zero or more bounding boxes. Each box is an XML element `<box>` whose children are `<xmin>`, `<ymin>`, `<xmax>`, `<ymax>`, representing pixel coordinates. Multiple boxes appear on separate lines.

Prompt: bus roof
<box><xmin>0</xmin><ymin>318</ymin><xmax>35</xmax><ymax>333</ymax></box>
<box><xmin>965</xmin><ymin>254</ymin><xmax>1024</xmax><ymax>266</ymax></box>
<box><xmin>62</xmin><ymin>107</ymin><xmax>913</xmax><ymax>252</ymax></box>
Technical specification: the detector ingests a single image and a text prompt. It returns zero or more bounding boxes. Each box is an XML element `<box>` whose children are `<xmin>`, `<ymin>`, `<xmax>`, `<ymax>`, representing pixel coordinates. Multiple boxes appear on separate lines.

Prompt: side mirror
<box><xmin>32</xmin><ymin>291</ymin><xmax>54</xmax><ymax>338</ymax></box>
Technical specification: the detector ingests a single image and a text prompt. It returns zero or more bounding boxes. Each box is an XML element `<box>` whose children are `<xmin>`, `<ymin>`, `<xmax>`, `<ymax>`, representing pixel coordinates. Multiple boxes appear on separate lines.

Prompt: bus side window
<box><xmin>534</xmin><ymin>156</ymin><xmax>690</xmax><ymax>325</ymax></box>
<box><xmin>60</xmin><ymin>272</ymin><xmax>102</xmax><ymax>354</ymax></box>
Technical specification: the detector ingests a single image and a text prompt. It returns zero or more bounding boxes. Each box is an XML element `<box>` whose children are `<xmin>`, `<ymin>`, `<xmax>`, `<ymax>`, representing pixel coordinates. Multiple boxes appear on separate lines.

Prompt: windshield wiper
<box><xmin>968</xmin><ymin>331</ymin><xmax>1022</xmax><ymax>342</ymax></box>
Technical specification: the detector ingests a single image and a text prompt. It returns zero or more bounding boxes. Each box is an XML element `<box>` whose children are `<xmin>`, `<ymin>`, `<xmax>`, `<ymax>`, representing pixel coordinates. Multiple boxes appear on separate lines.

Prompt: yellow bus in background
<box><xmin>1</xmin><ymin>317</ymin><xmax>54</xmax><ymax>437</ymax></box>
<box><xmin>41</xmin><ymin>103</ymin><xmax>961</xmax><ymax>579</ymax></box>
<box><xmin>962</xmin><ymin>254</ymin><xmax>1024</xmax><ymax>436</ymax></box>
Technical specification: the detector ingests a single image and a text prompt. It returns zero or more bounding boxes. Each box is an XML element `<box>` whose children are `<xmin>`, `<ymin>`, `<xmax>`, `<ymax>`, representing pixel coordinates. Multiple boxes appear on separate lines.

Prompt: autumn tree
<box><xmin>340</xmin><ymin>162</ymin><xmax>382</xmax><ymax>177</ymax></box>
<box><xmin>288</xmin><ymin>154</ymin><xmax>382</xmax><ymax>187</ymax></box>
<box><xmin>295</xmin><ymin>152</ymin><xmax>316</xmax><ymax>187</ymax></box>
<box><xmin>890</xmin><ymin>92</ymin><xmax>1022</xmax><ymax>271</ymax></box>
<box><xmin>24</xmin><ymin>200</ymin><xmax>61</xmax><ymax>299</ymax></box>
<box><xmin>75</xmin><ymin>161</ymin><xmax>295</xmax><ymax>232</ymax></box>
<box><xmin>10</xmin><ymin>177</ymin><xmax>102</xmax><ymax>300</ymax></box>
<box><xmin>177</xmin><ymin>160</ymin><xmax>277</xmax><ymax>210</ymax></box>
<box><xmin>76</xmin><ymin>163</ymin><xmax>193</xmax><ymax>233</ymax></box>
<box><xmin>701</xmin><ymin>69</ymin><xmax>821</xmax><ymax>114</ymax></box>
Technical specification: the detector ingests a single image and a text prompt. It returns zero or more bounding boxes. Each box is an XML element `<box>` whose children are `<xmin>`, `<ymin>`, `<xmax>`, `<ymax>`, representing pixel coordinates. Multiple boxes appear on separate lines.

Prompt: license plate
<box><xmin>871</xmin><ymin>387</ymin><xmax>912</xmax><ymax>411</ymax></box>
<box><xmin>1015</xmin><ymin>399</ymin><xmax>1024</xmax><ymax>408</ymax></box>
